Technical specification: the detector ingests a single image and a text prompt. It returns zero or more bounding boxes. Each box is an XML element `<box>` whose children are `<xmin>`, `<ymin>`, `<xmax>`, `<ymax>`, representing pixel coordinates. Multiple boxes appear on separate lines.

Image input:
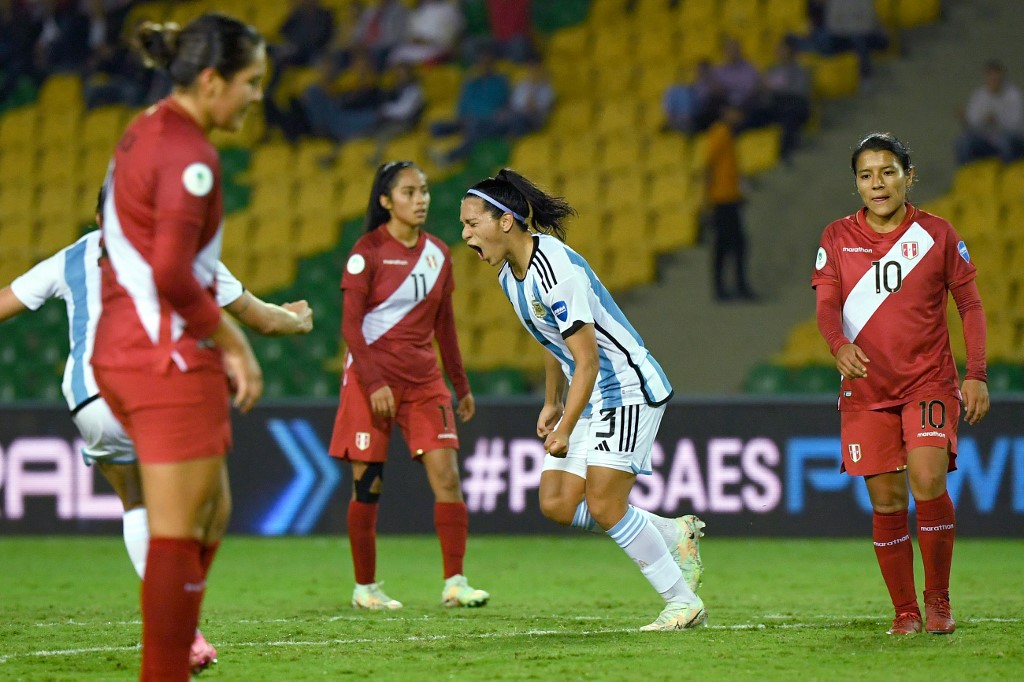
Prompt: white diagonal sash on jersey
<box><xmin>843</xmin><ymin>222</ymin><xmax>935</xmax><ymax>341</ymax></box>
<box><xmin>362</xmin><ymin>239</ymin><xmax>444</xmax><ymax>345</ymax></box>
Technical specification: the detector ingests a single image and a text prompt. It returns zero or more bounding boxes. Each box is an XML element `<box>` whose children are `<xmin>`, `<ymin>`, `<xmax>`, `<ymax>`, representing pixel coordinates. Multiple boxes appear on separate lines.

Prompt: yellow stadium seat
<box><xmin>246</xmin><ymin>253</ymin><xmax>297</xmax><ymax>294</ymax></box>
<box><xmin>0</xmin><ymin>146</ymin><xmax>36</xmax><ymax>186</ymax></box>
<box><xmin>1003</xmin><ymin>203</ymin><xmax>1024</xmax><ymax>237</ymax></box>
<box><xmin>678</xmin><ymin>0</ymin><xmax>718</xmax><ymax>31</ymax></box>
<box><xmin>246</xmin><ymin>141</ymin><xmax>295</xmax><ymax>183</ymax></box>
<box><xmin>721</xmin><ymin>0</ymin><xmax>763</xmax><ymax>32</ymax></box>
<box><xmin>419</xmin><ymin>63</ymin><xmax>463</xmax><ymax>105</ymax></box>
<box><xmin>737</xmin><ymin>125</ymin><xmax>782</xmax><ymax>175</ymax></box>
<box><xmin>548</xmin><ymin>59</ymin><xmax>595</xmax><ymax>101</ymax></box>
<box><xmin>952</xmin><ymin>158</ymin><xmax>1002</xmax><ymax>198</ymax></box>
<box><xmin>587</xmin><ymin>0</ymin><xmax>630</xmax><ymax>25</ymax></box>
<box><xmin>678</xmin><ymin>25</ymin><xmax>722</xmax><ymax>68</ymax></box>
<box><xmin>37</xmin><ymin>108</ymin><xmax>81</xmax><ymax>151</ymax></box>
<box><xmin>509</xmin><ymin>132</ymin><xmax>555</xmax><ymax>170</ymax></box>
<box><xmin>548</xmin><ymin>100</ymin><xmax>595</xmax><ymax>135</ymax></box>
<box><xmin>604</xmin><ymin>171</ymin><xmax>648</xmax><ymax>212</ymax></box>
<box><xmin>294</xmin><ymin>138</ymin><xmax>338</xmax><ymax>179</ymax></box>
<box><xmin>559</xmin><ymin>173</ymin><xmax>603</xmax><ymax>212</ymax></box>
<box><xmin>294</xmin><ymin>212</ymin><xmax>341</xmax><ymax>256</ymax></box>
<box><xmin>38</xmin><ymin>74</ymin><xmax>83</xmax><ymax>113</ymax></box>
<box><xmin>599</xmin><ymin>135</ymin><xmax>645</xmax><ymax>176</ymax></box>
<box><xmin>81</xmin><ymin>105</ymin><xmax>129</xmax><ymax>152</ymax></box>
<box><xmin>592</xmin><ymin>64</ymin><xmax>638</xmax><ymax>100</ymax></box>
<box><xmin>556</xmin><ymin>134</ymin><xmax>601</xmax><ymax>177</ymax></box>
<box><xmin>0</xmin><ymin>107</ymin><xmax>38</xmax><ymax>152</ymax></box>
<box><xmin>643</xmin><ymin>133</ymin><xmax>691</xmax><ymax>174</ymax></box>
<box><xmin>593</xmin><ymin>99</ymin><xmax>640</xmax><ymax>138</ymax></box>
<box><xmin>954</xmin><ymin>196</ymin><xmax>1002</xmax><ymax>237</ymax></box>
<box><xmin>649</xmin><ymin>202</ymin><xmax>701</xmax><ymax>253</ymax></box>
<box><xmin>764</xmin><ymin>0</ymin><xmax>810</xmax><ymax>35</ymax></box>
<box><xmin>547</xmin><ymin>25</ymin><xmax>591</xmax><ymax>60</ymax></box>
<box><xmin>997</xmin><ymin>160</ymin><xmax>1024</xmax><ymax>203</ymax></box>
<box><xmin>892</xmin><ymin>0</ymin><xmax>941</xmax><ymax>28</ymax></box>
<box><xmin>774</xmin><ymin>318</ymin><xmax>835</xmax><ymax>368</ymax></box>
<box><xmin>807</xmin><ymin>53</ymin><xmax>860</xmax><ymax>98</ymax></box>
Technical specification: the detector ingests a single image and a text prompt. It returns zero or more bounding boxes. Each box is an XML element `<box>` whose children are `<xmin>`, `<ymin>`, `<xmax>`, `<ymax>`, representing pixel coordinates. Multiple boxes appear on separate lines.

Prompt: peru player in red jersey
<box><xmin>329</xmin><ymin>161</ymin><xmax>488</xmax><ymax>610</ymax></box>
<box><xmin>91</xmin><ymin>15</ymin><xmax>266</xmax><ymax>680</ymax></box>
<box><xmin>813</xmin><ymin>132</ymin><xmax>990</xmax><ymax>636</ymax></box>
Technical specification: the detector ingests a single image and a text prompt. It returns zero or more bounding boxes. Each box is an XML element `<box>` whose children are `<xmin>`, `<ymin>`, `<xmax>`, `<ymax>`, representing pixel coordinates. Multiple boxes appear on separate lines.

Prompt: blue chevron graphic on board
<box><xmin>260</xmin><ymin>418</ymin><xmax>342</xmax><ymax>535</ymax></box>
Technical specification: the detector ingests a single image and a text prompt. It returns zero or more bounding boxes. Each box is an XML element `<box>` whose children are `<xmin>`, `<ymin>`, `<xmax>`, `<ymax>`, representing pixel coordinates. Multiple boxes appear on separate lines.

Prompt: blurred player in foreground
<box><xmin>0</xmin><ymin>188</ymin><xmax>312</xmax><ymax>672</ymax></box>
<box><xmin>329</xmin><ymin>161</ymin><xmax>487</xmax><ymax>610</ymax></box>
<box><xmin>812</xmin><ymin>132</ymin><xmax>989</xmax><ymax>635</ymax></box>
<box><xmin>459</xmin><ymin>168</ymin><xmax>706</xmax><ymax>631</ymax></box>
<box><xmin>91</xmin><ymin>13</ymin><xmax>269</xmax><ymax>679</ymax></box>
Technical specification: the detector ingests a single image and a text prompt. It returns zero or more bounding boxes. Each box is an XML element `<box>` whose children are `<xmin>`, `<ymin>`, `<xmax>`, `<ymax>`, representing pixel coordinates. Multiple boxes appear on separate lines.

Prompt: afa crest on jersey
<box><xmin>901</xmin><ymin>242</ymin><xmax>919</xmax><ymax>260</ymax></box>
<box><xmin>530</xmin><ymin>299</ymin><xmax>546</xmax><ymax>319</ymax></box>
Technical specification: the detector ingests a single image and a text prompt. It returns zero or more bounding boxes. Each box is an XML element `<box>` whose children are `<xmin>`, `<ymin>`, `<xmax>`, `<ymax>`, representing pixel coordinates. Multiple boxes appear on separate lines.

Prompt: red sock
<box><xmin>872</xmin><ymin>510</ymin><xmax>919</xmax><ymax>615</ymax></box>
<box><xmin>434</xmin><ymin>502</ymin><xmax>468</xmax><ymax>579</ymax></box>
<box><xmin>199</xmin><ymin>542</ymin><xmax>220</xmax><ymax>579</ymax></box>
<box><xmin>348</xmin><ymin>500</ymin><xmax>378</xmax><ymax>585</ymax></box>
<box><xmin>915</xmin><ymin>491</ymin><xmax>955</xmax><ymax>601</ymax></box>
<box><xmin>141</xmin><ymin>537</ymin><xmax>203</xmax><ymax>681</ymax></box>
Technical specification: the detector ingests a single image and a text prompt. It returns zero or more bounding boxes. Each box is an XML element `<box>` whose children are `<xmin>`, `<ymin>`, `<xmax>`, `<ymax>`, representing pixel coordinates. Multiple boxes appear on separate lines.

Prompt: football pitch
<box><xmin>1</xmin><ymin>535</ymin><xmax>1021</xmax><ymax>680</ymax></box>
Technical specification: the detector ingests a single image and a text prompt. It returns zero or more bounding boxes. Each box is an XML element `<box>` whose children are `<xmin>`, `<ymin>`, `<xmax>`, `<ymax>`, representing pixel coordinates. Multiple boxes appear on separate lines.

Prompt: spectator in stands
<box><xmin>367</xmin><ymin>62</ymin><xmax>426</xmax><ymax>164</ymax></box>
<box><xmin>427</xmin><ymin>47</ymin><xmax>509</xmax><ymax>165</ymax></box>
<box><xmin>34</xmin><ymin>0</ymin><xmax>91</xmax><ymax>74</ymax></box>
<box><xmin>387</xmin><ymin>0</ymin><xmax>464</xmax><ymax>67</ymax></box>
<box><xmin>0</xmin><ymin>0</ymin><xmax>43</xmax><ymax>106</ymax></box>
<box><xmin>264</xmin><ymin>0</ymin><xmax>336</xmax><ymax>135</ymax></box>
<box><xmin>301</xmin><ymin>48</ymin><xmax>384</xmax><ymax>143</ymax></box>
<box><xmin>348</xmin><ymin>0</ymin><xmax>409</xmax><ymax>71</ymax></box>
<box><xmin>82</xmin><ymin>12</ymin><xmax>155</xmax><ymax>108</ymax></box>
<box><xmin>758</xmin><ymin>38</ymin><xmax>811</xmax><ymax>159</ymax></box>
<box><xmin>704</xmin><ymin>104</ymin><xmax>756</xmax><ymax>302</ymax></box>
<box><xmin>955</xmin><ymin>59</ymin><xmax>1024</xmax><ymax>164</ymax></box>
<box><xmin>662</xmin><ymin>60</ymin><xmax>719</xmax><ymax>134</ymax></box>
<box><xmin>813</xmin><ymin>0</ymin><xmax>889</xmax><ymax>82</ymax></box>
<box><xmin>476</xmin><ymin>0</ymin><xmax>535</xmax><ymax>63</ymax></box>
<box><xmin>710</xmin><ymin>37</ymin><xmax>761</xmax><ymax>121</ymax></box>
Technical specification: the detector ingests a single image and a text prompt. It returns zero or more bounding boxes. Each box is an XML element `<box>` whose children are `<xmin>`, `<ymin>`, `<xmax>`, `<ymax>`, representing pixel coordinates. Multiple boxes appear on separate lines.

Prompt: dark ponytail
<box><xmin>363</xmin><ymin>160</ymin><xmax>422</xmax><ymax>232</ymax></box>
<box><xmin>465</xmin><ymin>168</ymin><xmax>576</xmax><ymax>242</ymax></box>
<box><xmin>134</xmin><ymin>13</ymin><xmax>263</xmax><ymax>87</ymax></box>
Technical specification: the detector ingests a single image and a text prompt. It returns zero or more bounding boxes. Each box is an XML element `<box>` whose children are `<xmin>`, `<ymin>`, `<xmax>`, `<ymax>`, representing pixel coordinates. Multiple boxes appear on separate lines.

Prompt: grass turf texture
<box><xmin>1</xmin><ymin>536</ymin><xmax>1021</xmax><ymax>680</ymax></box>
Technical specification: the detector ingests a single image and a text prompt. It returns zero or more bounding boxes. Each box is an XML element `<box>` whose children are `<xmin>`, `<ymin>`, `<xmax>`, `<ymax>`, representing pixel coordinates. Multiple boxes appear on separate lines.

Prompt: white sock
<box><xmin>570</xmin><ymin>500</ymin><xmax>601</xmax><ymax>533</ymax></box>
<box><xmin>122</xmin><ymin>507</ymin><xmax>149</xmax><ymax>579</ymax></box>
<box><xmin>631</xmin><ymin>506</ymin><xmax>679</xmax><ymax>548</ymax></box>
<box><xmin>607</xmin><ymin>506</ymin><xmax>697</xmax><ymax>604</ymax></box>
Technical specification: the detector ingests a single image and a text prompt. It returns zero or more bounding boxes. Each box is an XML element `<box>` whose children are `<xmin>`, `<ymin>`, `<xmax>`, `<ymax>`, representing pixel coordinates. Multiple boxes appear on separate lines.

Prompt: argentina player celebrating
<box><xmin>460</xmin><ymin>168</ymin><xmax>707</xmax><ymax>631</ymax></box>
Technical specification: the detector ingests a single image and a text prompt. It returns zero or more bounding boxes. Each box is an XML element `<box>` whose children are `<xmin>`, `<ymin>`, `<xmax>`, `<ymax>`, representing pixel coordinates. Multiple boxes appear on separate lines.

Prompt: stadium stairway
<box><xmin>625</xmin><ymin>0</ymin><xmax>1024</xmax><ymax>395</ymax></box>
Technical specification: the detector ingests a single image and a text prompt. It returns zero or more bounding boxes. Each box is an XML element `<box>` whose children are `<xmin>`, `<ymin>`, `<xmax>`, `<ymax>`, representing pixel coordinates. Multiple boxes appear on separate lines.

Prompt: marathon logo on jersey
<box><xmin>552</xmin><ymin>301</ymin><xmax>568</xmax><ymax>322</ymax></box>
<box><xmin>958</xmin><ymin>240</ymin><xmax>971</xmax><ymax>263</ymax></box>
<box><xmin>530</xmin><ymin>299</ymin><xmax>546</xmax><ymax>319</ymax></box>
<box><xmin>842</xmin><ymin>246</ymin><xmax>873</xmax><ymax>253</ymax></box>
<box><xmin>848</xmin><ymin>443</ymin><xmax>862</xmax><ymax>462</ymax></box>
<box><xmin>355</xmin><ymin>432</ymin><xmax>371</xmax><ymax>450</ymax></box>
<box><xmin>901</xmin><ymin>242</ymin><xmax>919</xmax><ymax>260</ymax></box>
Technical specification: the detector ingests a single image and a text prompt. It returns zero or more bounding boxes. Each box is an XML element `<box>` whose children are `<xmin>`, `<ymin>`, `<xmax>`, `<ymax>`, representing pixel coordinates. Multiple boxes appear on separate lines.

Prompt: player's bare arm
<box><xmin>544</xmin><ymin>324</ymin><xmax>598</xmax><ymax>457</ymax></box>
<box><xmin>537</xmin><ymin>352</ymin><xmax>566</xmax><ymax>438</ymax></box>
<box><xmin>0</xmin><ymin>286</ymin><xmax>30</xmax><ymax>323</ymax></box>
<box><xmin>961</xmin><ymin>379</ymin><xmax>990</xmax><ymax>425</ymax></box>
<box><xmin>225</xmin><ymin>291</ymin><xmax>313</xmax><ymax>335</ymax></box>
<box><xmin>835</xmin><ymin>343</ymin><xmax>870</xmax><ymax>379</ymax></box>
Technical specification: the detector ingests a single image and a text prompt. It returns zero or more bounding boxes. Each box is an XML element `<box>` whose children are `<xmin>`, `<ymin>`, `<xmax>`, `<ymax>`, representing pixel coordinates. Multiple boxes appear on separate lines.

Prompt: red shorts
<box><xmin>329</xmin><ymin>374</ymin><xmax>459</xmax><ymax>462</ymax></box>
<box><xmin>94</xmin><ymin>365</ymin><xmax>232</xmax><ymax>464</ymax></box>
<box><xmin>840</xmin><ymin>395</ymin><xmax>960</xmax><ymax>476</ymax></box>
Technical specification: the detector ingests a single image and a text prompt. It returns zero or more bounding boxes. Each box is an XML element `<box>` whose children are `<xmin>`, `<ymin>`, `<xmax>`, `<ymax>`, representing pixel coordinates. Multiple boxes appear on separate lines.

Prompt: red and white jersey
<box><xmin>93</xmin><ymin>98</ymin><xmax>225</xmax><ymax>373</ymax></box>
<box><xmin>342</xmin><ymin>225</ymin><xmax>454</xmax><ymax>389</ymax></box>
<box><xmin>811</xmin><ymin>204</ymin><xmax>977</xmax><ymax>410</ymax></box>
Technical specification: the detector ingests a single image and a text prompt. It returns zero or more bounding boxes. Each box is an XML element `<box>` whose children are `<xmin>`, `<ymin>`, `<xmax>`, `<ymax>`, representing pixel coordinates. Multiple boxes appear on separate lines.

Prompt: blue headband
<box><xmin>467</xmin><ymin>189</ymin><xmax>526</xmax><ymax>224</ymax></box>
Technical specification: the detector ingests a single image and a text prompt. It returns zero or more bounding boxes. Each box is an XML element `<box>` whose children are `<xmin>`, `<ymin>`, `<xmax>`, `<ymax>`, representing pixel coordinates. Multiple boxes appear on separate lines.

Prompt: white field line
<box><xmin>4</xmin><ymin>616</ymin><xmax>1021</xmax><ymax>664</ymax></box>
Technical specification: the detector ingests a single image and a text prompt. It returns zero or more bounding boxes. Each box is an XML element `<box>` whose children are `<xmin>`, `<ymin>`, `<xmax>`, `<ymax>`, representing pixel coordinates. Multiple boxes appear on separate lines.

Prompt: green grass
<box><xmin>1</xmin><ymin>536</ymin><xmax>1021</xmax><ymax>680</ymax></box>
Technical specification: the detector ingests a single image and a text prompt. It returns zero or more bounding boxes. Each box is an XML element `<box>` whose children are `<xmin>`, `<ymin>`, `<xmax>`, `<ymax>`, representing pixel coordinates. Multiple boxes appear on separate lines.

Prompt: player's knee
<box><xmin>353</xmin><ymin>462</ymin><xmax>384</xmax><ymax>504</ymax></box>
<box><xmin>538</xmin><ymin>493</ymin><xmax>574</xmax><ymax>525</ymax></box>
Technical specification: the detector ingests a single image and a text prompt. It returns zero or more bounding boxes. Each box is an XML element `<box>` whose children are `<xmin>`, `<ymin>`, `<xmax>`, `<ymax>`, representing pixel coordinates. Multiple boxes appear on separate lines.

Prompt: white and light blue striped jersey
<box><xmin>9</xmin><ymin>230</ymin><xmax>245</xmax><ymax>412</ymax></box>
<box><xmin>499</xmin><ymin>234</ymin><xmax>673</xmax><ymax>415</ymax></box>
